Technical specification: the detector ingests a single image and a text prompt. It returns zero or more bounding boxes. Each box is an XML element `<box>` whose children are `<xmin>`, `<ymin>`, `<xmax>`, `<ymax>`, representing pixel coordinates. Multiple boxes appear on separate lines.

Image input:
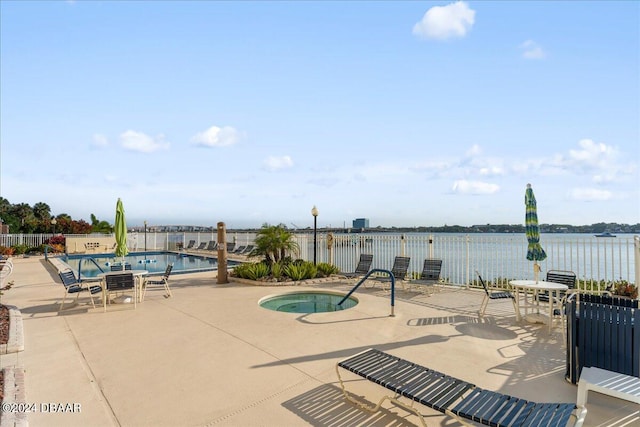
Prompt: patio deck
<box><xmin>1</xmin><ymin>257</ymin><xmax>637</xmax><ymax>426</ymax></box>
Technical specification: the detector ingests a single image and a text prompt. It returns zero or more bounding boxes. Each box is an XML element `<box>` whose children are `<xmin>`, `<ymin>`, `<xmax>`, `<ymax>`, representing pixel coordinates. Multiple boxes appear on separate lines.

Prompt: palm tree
<box><xmin>250</xmin><ymin>223</ymin><xmax>299</xmax><ymax>264</ymax></box>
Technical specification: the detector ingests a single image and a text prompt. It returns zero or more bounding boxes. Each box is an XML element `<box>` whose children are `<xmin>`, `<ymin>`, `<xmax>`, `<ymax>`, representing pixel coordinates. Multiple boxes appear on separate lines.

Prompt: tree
<box><xmin>250</xmin><ymin>223</ymin><xmax>299</xmax><ymax>264</ymax></box>
<box><xmin>90</xmin><ymin>214</ymin><xmax>112</xmax><ymax>233</ymax></box>
<box><xmin>32</xmin><ymin>202</ymin><xmax>51</xmax><ymax>221</ymax></box>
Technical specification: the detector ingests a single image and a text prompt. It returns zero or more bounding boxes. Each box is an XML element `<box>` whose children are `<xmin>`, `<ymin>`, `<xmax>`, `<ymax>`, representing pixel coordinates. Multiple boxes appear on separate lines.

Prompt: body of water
<box><xmin>299</xmin><ymin>233</ymin><xmax>638</xmax><ymax>287</ymax></box>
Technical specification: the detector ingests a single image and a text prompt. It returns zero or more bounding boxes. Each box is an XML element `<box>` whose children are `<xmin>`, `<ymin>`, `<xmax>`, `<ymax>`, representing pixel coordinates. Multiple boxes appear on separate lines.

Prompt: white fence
<box><xmin>2</xmin><ymin>232</ymin><xmax>638</xmax><ymax>288</ymax></box>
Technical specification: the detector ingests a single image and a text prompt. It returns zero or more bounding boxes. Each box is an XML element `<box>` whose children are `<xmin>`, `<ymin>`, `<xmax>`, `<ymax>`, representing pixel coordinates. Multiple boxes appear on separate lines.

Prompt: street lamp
<box><xmin>311</xmin><ymin>205</ymin><xmax>318</xmax><ymax>265</ymax></box>
<box><xmin>144</xmin><ymin>221</ymin><xmax>147</xmax><ymax>252</ymax></box>
<box><xmin>51</xmin><ymin>217</ymin><xmax>57</xmax><ymax>234</ymax></box>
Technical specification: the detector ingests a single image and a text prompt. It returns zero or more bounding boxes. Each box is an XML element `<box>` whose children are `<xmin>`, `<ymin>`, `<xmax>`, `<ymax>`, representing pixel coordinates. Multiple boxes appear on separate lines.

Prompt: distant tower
<box><xmin>352</xmin><ymin>218</ymin><xmax>369</xmax><ymax>229</ymax></box>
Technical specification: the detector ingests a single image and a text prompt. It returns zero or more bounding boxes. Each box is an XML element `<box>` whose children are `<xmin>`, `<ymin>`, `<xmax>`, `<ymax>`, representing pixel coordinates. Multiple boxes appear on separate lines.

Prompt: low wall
<box><xmin>66</xmin><ymin>236</ymin><xmax>116</xmax><ymax>254</ymax></box>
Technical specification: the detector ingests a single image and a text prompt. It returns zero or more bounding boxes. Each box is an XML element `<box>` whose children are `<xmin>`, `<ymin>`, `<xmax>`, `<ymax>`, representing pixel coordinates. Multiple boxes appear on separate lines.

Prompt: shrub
<box><xmin>10</xmin><ymin>244</ymin><xmax>29</xmax><ymax>255</ymax></box>
<box><xmin>285</xmin><ymin>261</ymin><xmax>317</xmax><ymax>281</ymax></box>
<box><xmin>0</xmin><ymin>246</ymin><xmax>15</xmax><ymax>256</ymax></box>
<box><xmin>316</xmin><ymin>262</ymin><xmax>339</xmax><ymax>277</ymax></box>
<box><xmin>233</xmin><ymin>262</ymin><xmax>270</xmax><ymax>280</ymax></box>
<box><xmin>47</xmin><ymin>235</ymin><xmax>66</xmax><ymax>246</ymax></box>
<box><xmin>610</xmin><ymin>279</ymin><xmax>638</xmax><ymax>299</ymax></box>
<box><xmin>271</xmin><ymin>262</ymin><xmax>283</xmax><ymax>280</ymax></box>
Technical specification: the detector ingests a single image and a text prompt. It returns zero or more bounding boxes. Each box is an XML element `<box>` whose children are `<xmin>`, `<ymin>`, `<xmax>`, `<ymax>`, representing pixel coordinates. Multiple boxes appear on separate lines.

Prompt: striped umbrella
<box><xmin>114</xmin><ymin>198</ymin><xmax>129</xmax><ymax>260</ymax></box>
<box><xmin>525</xmin><ymin>184</ymin><xmax>546</xmax><ymax>282</ymax></box>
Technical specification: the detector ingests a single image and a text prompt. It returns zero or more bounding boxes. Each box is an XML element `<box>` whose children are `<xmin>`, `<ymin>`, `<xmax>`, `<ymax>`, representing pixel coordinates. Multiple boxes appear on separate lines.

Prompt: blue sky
<box><xmin>1</xmin><ymin>1</ymin><xmax>638</xmax><ymax>229</ymax></box>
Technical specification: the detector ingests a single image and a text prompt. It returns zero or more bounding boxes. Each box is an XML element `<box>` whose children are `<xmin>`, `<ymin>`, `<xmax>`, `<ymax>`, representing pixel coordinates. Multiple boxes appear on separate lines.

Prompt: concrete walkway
<box><xmin>1</xmin><ymin>256</ymin><xmax>637</xmax><ymax>426</ymax></box>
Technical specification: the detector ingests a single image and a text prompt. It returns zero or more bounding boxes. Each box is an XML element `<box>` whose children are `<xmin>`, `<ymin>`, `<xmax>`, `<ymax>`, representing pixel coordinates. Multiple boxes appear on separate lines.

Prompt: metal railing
<box><xmin>2</xmin><ymin>232</ymin><xmax>638</xmax><ymax>288</ymax></box>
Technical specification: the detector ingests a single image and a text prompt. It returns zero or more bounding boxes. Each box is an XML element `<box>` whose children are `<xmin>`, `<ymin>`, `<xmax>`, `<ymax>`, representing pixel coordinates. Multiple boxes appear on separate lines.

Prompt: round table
<box><xmin>509</xmin><ymin>280</ymin><xmax>568</xmax><ymax>332</ymax></box>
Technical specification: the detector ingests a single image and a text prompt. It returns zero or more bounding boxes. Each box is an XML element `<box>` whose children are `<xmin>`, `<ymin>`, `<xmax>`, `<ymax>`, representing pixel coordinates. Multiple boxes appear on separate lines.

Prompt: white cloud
<box><xmin>452</xmin><ymin>179</ymin><xmax>499</xmax><ymax>194</ymax></box>
<box><xmin>479</xmin><ymin>166</ymin><xmax>504</xmax><ymax>176</ymax></box>
<box><xmin>92</xmin><ymin>133</ymin><xmax>109</xmax><ymax>148</ymax></box>
<box><xmin>413</xmin><ymin>1</ymin><xmax>475</xmax><ymax>40</ymax></box>
<box><xmin>191</xmin><ymin>125</ymin><xmax>241</xmax><ymax>147</ymax></box>
<box><xmin>119</xmin><ymin>130</ymin><xmax>170</xmax><ymax>153</ymax></box>
<box><xmin>519</xmin><ymin>40</ymin><xmax>546</xmax><ymax>59</ymax></box>
<box><xmin>569</xmin><ymin>188</ymin><xmax>612</xmax><ymax>201</ymax></box>
<box><xmin>465</xmin><ymin>144</ymin><xmax>482</xmax><ymax>157</ymax></box>
<box><xmin>264</xmin><ymin>155</ymin><xmax>293</xmax><ymax>171</ymax></box>
<box><xmin>568</xmin><ymin>139</ymin><xmax>616</xmax><ymax>168</ymax></box>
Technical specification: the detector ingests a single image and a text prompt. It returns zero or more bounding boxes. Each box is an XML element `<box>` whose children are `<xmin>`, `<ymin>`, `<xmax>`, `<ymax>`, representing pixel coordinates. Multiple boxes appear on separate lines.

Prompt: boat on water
<box><xmin>595</xmin><ymin>232</ymin><xmax>616</xmax><ymax>237</ymax></box>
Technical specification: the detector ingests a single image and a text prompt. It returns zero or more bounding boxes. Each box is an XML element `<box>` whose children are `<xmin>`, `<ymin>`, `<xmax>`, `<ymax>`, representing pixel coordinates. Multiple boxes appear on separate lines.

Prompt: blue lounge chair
<box><xmin>368</xmin><ymin>256</ymin><xmax>410</xmax><ymax>290</ymax></box>
<box><xmin>337</xmin><ymin>349</ymin><xmax>587</xmax><ymax>427</ymax></box>
<box><xmin>408</xmin><ymin>259</ymin><xmax>442</xmax><ymax>294</ymax></box>
<box><xmin>341</xmin><ymin>254</ymin><xmax>373</xmax><ymax>281</ymax></box>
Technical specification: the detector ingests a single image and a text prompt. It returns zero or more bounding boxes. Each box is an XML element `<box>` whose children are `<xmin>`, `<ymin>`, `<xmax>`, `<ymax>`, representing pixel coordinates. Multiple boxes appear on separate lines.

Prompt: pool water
<box><xmin>64</xmin><ymin>251</ymin><xmax>238</xmax><ymax>278</ymax></box>
<box><xmin>259</xmin><ymin>291</ymin><xmax>358</xmax><ymax>313</ymax></box>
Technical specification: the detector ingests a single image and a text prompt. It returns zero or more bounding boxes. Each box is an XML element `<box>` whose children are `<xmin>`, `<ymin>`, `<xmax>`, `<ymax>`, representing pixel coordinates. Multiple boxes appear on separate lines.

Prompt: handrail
<box><xmin>44</xmin><ymin>245</ymin><xmax>52</xmax><ymax>260</ymax></box>
<box><xmin>78</xmin><ymin>256</ymin><xmax>105</xmax><ymax>282</ymax></box>
<box><xmin>337</xmin><ymin>269</ymin><xmax>395</xmax><ymax>317</ymax></box>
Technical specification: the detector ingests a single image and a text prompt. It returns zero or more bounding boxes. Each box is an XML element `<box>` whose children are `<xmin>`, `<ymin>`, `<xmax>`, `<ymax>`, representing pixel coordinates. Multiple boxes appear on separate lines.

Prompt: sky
<box><xmin>1</xmin><ymin>1</ymin><xmax>639</xmax><ymax>229</ymax></box>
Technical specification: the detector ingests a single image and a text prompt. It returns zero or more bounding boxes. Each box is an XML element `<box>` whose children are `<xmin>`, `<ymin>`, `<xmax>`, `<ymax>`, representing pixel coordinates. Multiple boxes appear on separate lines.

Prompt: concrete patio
<box><xmin>1</xmin><ymin>256</ymin><xmax>637</xmax><ymax>426</ymax></box>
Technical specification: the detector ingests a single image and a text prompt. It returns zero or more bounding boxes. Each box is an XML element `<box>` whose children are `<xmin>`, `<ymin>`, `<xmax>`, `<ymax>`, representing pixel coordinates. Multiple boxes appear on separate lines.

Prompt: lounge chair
<box><xmin>193</xmin><ymin>242</ymin><xmax>207</xmax><ymax>251</ymax></box>
<box><xmin>103</xmin><ymin>272</ymin><xmax>136</xmax><ymax>312</ymax></box>
<box><xmin>142</xmin><ymin>264</ymin><xmax>173</xmax><ymax>299</ymax></box>
<box><xmin>58</xmin><ymin>270</ymin><xmax>102</xmax><ymax>312</ymax></box>
<box><xmin>232</xmin><ymin>245</ymin><xmax>246</xmax><ymax>254</ymax></box>
<box><xmin>476</xmin><ymin>271</ymin><xmax>516</xmax><ymax>317</ymax></box>
<box><xmin>368</xmin><ymin>256</ymin><xmax>410</xmax><ymax>290</ymax></box>
<box><xmin>205</xmin><ymin>241</ymin><xmax>217</xmax><ymax>251</ymax></box>
<box><xmin>241</xmin><ymin>245</ymin><xmax>255</xmax><ymax>255</ymax></box>
<box><xmin>184</xmin><ymin>240</ymin><xmax>196</xmax><ymax>250</ymax></box>
<box><xmin>337</xmin><ymin>349</ymin><xmax>586</xmax><ymax>427</ymax></box>
<box><xmin>226</xmin><ymin>242</ymin><xmax>235</xmax><ymax>252</ymax></box>
<box><xmin>0</xmin><ymin>258</ymin><xmax>13</xmax><ymax>285</ymax></box>
<box><xmin>408</xmin><ymin>259</ymin><xmax>442</xmax><ymax>295</ymax></box>
<box><xmin>341</xmin><ymin>254</ymin><xmax>373</xmax><ymax>281</ymax></box>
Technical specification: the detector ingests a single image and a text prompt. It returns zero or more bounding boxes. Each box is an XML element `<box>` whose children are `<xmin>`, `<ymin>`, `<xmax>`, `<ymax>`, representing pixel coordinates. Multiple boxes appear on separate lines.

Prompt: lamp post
<box><xmin>311</xmin><ymin>205</ymin><xmax>318</xmax><ymax>265</ymax></box>
<box><xmin>144</xmin><ymin>221</ymin><xmax>147</xmax><ymax>252</ymax></box>
<box><xmin>51</xmin><ymin>217</ymin><xmax>57</xmax><ymax>234</ymax></box>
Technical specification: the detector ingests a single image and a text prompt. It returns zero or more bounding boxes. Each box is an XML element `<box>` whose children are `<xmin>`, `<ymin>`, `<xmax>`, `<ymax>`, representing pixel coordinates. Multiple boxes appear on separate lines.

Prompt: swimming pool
<box><xmin>63</xmin><ymin>251</ymin><xmax>239</xmax><ymax>279</ymax></box>
<box><xmin>259</xmin><ymin>291</ymin><xmax>358</xmax><ymax>313</ymax></box>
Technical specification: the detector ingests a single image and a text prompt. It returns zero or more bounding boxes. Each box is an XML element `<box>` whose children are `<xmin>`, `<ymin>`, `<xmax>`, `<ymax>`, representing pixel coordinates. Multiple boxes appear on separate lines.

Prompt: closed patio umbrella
<box><xmin>115</xmin><ymin>198</ymin><xmax>129</xmax><ymax>261</ymax></box>
<box><xmin>525</xmin><ymin>184</ymin><xmax>546</xmax><ymax>282</ymax></box>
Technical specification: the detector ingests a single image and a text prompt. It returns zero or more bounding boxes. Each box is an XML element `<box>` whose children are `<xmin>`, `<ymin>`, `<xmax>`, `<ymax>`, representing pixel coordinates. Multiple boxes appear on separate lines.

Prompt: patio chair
<box><xmin>205</xmin><ymin>241</ymin><xmax>217</xmax><ymax>251</ymax></box>
<box><xmin>408</xmin><ymin>259</ymin><xmax>442</xmax><ymax>295</ymax></box>
<box><xmin>341</xmin><ymin>254</ymin><xmax>373</xmax><ymax>281</ymax></box>
<box><xmin>193</xmin><ymin>242</ymin><xmax>207</xmax><ymax>251</ymax></box>
<box><xmin>368</xmin><ymin>256</ymin><xmax>410</xmax><ymax>290</ymax></box>
<box><xmin>110</xmin><ymin>263</ymin><xmax>132</xmax><ymax>271</ymax></box>
<box><xmin>142</xmin><ymin>263</ymin><xmax>173</xmax><ymax>299</ymax></box>
<box><xmin>241</xmin><ymin>245</ymin><xmax>255</xmax><ymax>255</ymax></box>
<box><xmin>58</xmin><ymin>270</ymin><xmax>102</xmax><ymax>312</ymax></box>
<box><xmin>226</xmin><ymin>242</ymin><xmax>235</xmax><ymax>252</ymax></box>
<box><xmin>538</xmin><ymin>270</ymin><xmax>577</xmax><ymax>303</ymax></box>
<box><xmin>476</xmin><ymin>271</ymin><xmax>516</xmax><ymax>317</ymax></box>
<box><xmin>184</xmin><ymin>240</ymin><xmax>196</xmax><ymax>250</ymax></box>
<box><xmin>538</xmin><ymin>270</ymin><xmax>577</xmax><ymax>327</ymax></box>
<box><xmin>103</xmin><ymin>272</ymin><xmax>136</xmax><ymax>312</ymax></box>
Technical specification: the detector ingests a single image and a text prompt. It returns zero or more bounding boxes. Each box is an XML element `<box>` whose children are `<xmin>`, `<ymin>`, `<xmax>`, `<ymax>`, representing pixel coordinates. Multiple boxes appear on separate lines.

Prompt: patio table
<box><xmin>509</xmin><ymin>280</ymin><xmax>568</xmax><ymax>332</ymax></box>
